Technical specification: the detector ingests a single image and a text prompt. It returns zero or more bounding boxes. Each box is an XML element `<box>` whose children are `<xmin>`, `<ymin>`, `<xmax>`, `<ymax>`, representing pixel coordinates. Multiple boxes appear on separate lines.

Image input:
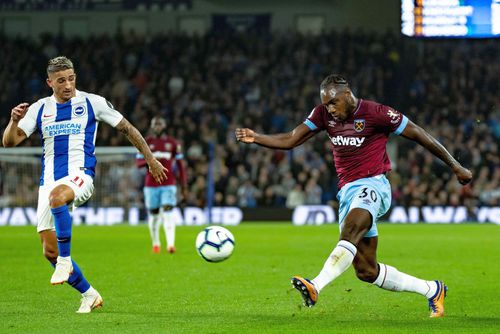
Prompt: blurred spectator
<box><xmin>286</xmin><ymin>184</ymin><xmax>306</xmax><ymax>209</ymax></box>
<box><xmin>0</xmin><ymin>30</ymin><xmax>498</xmax><ymax>208</ymax></box>
<box><xmin>237</xmin><ymin>180</ymin><xmax>261</xmax><ymax>208</ymax></box>
<box><xmin>305</xmin><ymin>178</ymin><xmax>322</xmax><ymax>205</ymax></box>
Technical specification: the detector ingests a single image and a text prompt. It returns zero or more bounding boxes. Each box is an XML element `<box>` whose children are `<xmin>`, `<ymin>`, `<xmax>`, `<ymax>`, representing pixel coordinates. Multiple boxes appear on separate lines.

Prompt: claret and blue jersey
<box><xmin>304</xmin><ymin>99</ymin><xmax>409</xmax><ymax>189</ymax></box>
<box><xmin>17</xmin><ymin>90</ymin><xmax>123</xmax><ymax>185</ymax></box>
<box><xmin>136</xmin><ymin>135</ymin><xmax>186</xmax><ymax>187</ymax></box>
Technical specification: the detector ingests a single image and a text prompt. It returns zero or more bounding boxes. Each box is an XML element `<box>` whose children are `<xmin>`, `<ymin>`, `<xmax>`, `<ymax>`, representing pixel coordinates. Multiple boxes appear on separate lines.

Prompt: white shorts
<box><xmin>37</xmin><ymin>172</ymin><xmax>94</xmax><ymax>232</ymax></box>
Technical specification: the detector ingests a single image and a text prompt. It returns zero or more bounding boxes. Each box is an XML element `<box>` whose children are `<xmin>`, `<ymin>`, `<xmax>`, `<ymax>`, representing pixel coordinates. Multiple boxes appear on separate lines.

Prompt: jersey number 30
<box><xmin>359</xmin><ymin>187</ymin><xmax>378</xmax><ymax>202</ymax></box>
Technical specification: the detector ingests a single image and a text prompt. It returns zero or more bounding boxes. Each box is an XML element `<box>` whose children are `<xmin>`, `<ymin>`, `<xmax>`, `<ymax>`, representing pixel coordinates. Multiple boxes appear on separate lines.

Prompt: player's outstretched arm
<box><xmin>401</xmin><ymin>120</ymin><xmax>472</xmax><ymax>185</ymax></box>
<box><xmin>2</xmin><ymin>103</ymin><xmax>29</xmax><ymax>147</ymax></box>
<box><xmin>235</xmin><ymin>123</ymin><xmax>314</xmax><ymax>150</ymax></box>
<box><xmin>116</xmin><ymin>117</ymin><xmax>168</xmax><ymax>184</ymax></box>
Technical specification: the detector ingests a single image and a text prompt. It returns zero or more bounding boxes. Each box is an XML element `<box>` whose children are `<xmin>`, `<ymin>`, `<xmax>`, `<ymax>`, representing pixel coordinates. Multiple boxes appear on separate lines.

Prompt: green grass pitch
<box><xmin>0</xmin><ymin>223</ymin><xmax>499</xmax><ymax>333</ymax></box>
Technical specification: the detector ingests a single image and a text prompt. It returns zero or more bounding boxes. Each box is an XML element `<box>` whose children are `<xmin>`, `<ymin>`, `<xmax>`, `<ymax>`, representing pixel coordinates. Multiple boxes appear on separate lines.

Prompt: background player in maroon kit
<box><xmin>235</xmin><ymin>74</ymin><xmax>472</xmax><ymax>317</ymax></box>
<box><xmin>137</xmin><ymin>116</ymin><xmax>188</xmax><ymax>253</ymax></box>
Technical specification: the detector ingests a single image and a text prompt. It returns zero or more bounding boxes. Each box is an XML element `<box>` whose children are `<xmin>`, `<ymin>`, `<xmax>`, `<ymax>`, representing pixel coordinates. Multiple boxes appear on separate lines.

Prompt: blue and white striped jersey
<box><xmin>18</xmin><ymin>90</ymin><xmax>123</xmax><ymax>185</ymax></box>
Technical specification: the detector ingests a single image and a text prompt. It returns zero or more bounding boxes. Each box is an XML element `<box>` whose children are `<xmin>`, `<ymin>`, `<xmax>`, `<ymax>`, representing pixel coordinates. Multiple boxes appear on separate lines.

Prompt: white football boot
<box><xmin>77</xmin><ymin>287</ymin><xmax>103</xmax><ymax>313</ymax></box>
<box><xmin>50</xmin><ymin>256</ymin><xmax>73</xmax><ymax>285</ymax></box>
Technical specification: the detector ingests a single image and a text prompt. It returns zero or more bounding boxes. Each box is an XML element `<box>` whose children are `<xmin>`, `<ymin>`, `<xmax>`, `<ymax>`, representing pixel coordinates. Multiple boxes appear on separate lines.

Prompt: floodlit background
<box><xmin>0</xmin><ymin>2</ymin><xmax>499</xmax><ymax>333</ymax></box>
<box><xmin>0</xmin><ymin>1</ymin><xmax>498</xmax><ymax>223</ymax></box>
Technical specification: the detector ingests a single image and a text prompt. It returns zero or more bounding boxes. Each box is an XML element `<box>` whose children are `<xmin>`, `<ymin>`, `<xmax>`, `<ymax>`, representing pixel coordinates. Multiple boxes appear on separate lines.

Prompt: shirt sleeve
<box><xmin>17</xmin><ymin>101</ymin><xmax>42</xmax><ymax>137</ymax></box>
<box><xmin>175</xmin><ymin>142</ymin><xmax>184</xmax><ymax>160</ymax></box>
<box><xmin>90</xmin><ymin>94</ymin><xmax>124</xmax><ymax>127</ymax></box>
<box><xmin>173</xmin><ymin>140</ymin><xmax>187</xmax><ymax>186</ymax></box>
<box><xmin>303</xmin><ymin>105</ymin><xmax>326</xmax><ymax>131</ymax></box>
<box><xmin>374</xmin><ymin>104</ymin><xmax>409</xmax><ymax>135</ymax></box>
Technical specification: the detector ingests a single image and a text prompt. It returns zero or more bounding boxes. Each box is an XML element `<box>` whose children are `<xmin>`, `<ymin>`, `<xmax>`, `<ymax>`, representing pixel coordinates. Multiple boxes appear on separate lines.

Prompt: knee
<box><xmin>49</xmin><ymin>192</ymin><xmax>67</xmax><ymax>208</ymax></box>
<box><xmin>339</xmin><ymin>221</ymin><xmax>364</xmax><ymax>245</ymax></box>
<box><xmin>355</xmin><ymin>265</ymin><xmax>379</xmax><ymax>283</ymax></box>
<box><xmin>340</xmin><ymin>211</ymin><xmax>373</xmax><ymax>244</ymax></box>
<box><xmin>43</xmin><ymin>246</ymin><xmax>58</xmax><ymax>264</ymax></box>
<box><xmin>163</xmin><ymin>205</ymin><xmax>173</xmax><ymax>212</ymax></box>
<box><xmin>341</xmin><ymin>220</ymin><xmax>359</xmax><ymax>237</ymax></box>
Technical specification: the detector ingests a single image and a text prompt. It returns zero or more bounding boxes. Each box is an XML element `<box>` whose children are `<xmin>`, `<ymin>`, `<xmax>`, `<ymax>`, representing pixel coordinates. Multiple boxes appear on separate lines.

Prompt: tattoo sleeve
<box><xmin>116</xmin><ymin>118</ymin><xmax>154</xmax><ymax>162</ymax></box>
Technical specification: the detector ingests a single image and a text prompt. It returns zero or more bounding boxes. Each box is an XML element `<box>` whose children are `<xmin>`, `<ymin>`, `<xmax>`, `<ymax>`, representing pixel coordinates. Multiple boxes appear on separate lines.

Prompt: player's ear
<box><xmin>343</xmin><ymin>90</ymin><xmax>351</xmax><ymax>102</ymax></box>
<box><xmin>46</xmin><ymin>78</ymin><xmax>52</xmax><ymax>88</ymax></box>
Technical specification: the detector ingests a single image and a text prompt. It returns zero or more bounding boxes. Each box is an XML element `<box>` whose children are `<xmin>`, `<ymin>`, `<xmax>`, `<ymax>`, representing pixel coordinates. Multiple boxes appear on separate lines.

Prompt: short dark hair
<box><xmin>320</xmin><ymin>74</ymin><xmax>349</xmax><ymax>90</ymax></box>
<box><xmin>47</xmin><ymin>56</ymin><xmax>74</xmax><ymax>76</ymax></box>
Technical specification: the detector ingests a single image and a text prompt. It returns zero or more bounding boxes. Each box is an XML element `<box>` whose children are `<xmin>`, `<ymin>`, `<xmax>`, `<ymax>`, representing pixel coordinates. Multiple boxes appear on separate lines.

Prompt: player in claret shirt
<box><xmin>235</xmin><ymin>74</ymin><xmax>472</xmax><ymax>317</ymax></box>
<box><xmin>137</xmin><ymin>116</ymin><xmax>188</xmax><ymax>254</ymax></box>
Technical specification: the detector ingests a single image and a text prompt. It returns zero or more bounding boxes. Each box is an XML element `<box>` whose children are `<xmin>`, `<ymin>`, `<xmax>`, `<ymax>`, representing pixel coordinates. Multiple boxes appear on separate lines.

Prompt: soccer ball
<box><xmin>195</xmin><ymin>226</ymin><xmax>235</xmax><ymax>262</ymax></box>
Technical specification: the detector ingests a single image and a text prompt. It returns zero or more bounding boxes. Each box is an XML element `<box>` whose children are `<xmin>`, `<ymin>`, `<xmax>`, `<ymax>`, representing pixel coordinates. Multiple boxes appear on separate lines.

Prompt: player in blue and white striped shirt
<box><xmin>2</xmin><ymin>56</ymin><xmax>167</xmax><ymax>313</ymax></box>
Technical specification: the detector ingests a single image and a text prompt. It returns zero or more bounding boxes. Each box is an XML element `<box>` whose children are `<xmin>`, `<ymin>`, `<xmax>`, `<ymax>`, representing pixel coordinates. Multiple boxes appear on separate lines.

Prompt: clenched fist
<box><xmin>235</xmin><ymin>128</ymin><xmax>256</xmax><ymax>143</ymax></box>
<box><xmin>453</xmin><ymin>166</ymin><xmax>473</xmax><ymax>185</ymax></box>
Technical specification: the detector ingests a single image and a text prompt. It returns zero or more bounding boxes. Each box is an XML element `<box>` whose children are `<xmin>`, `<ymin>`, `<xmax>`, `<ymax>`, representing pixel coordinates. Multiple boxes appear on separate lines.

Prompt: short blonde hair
<box><xmin>47</xmin><ymin>56</ymin><xmax>74</xmax><ymax>76</ymax></box>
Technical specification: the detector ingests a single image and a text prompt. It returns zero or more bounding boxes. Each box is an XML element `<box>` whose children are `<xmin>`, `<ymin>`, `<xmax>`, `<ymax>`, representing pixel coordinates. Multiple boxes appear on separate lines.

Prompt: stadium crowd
<box><xmin>0</xmin><ymin>30</ymin><xmax>498</xmax><ymax>210</ymax></box>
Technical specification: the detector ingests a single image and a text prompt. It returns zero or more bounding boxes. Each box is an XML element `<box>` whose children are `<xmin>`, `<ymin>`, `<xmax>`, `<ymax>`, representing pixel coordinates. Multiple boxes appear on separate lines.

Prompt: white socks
<box><xmin>163</xmin><ymin>210</ymin><xmax>175</xmax><ymax>248</ymax></box>
<box><xmin>57</xmin><ymin>255</ymin><xmax>72</xmax><ymax>263</ymax></box>
<box><xmin>309</xmin><ymin>240</ymin><xmax>438</xmax><ymax>299</ymax></box>
<box><xmin>148</xmin><ymin>211</ymin><xmax>176</xmax><ymax>249</ymax></box>
<box><xmin>82</xmin><ymin>286</ymin><xmax>97</xmax><ymax>297</ymax></box>
<box><xmin>148</xmin><ymin>213</ymin><xmax>161</xmax><ymax>246</ymax></box>
<box><xmin>373</xmin><ymin>263</ymin><xmax>438</xmax><ymax>298</ymax></box>
<box><xmin>312</xmin><ymin>240</ymin><xmax>357</xmax><ymax>292</ymax></box>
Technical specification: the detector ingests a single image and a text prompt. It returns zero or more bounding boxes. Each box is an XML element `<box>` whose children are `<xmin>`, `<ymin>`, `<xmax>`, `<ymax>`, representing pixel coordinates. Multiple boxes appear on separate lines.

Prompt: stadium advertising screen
<box><xmin>401</xmin><ymin>0</ymin><xmax>500</xmax><ymax>37</ymax></box>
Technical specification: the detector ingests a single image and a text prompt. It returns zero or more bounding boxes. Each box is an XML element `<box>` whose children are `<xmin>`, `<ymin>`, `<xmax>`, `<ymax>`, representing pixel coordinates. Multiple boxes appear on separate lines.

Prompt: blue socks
<box><xmin>68</xmin><ymin>260</ymin><xmax>91</xmax><ymax>293</ymax></box>
<box><xmin>51</xmin><ymin>204</ymin><xmax>91</xmax><ymax>294</ymax></box>
<box><xmin>51</xmin><ymin>205</ymin><xmax>72</xmax><ymax>257</ymax></box>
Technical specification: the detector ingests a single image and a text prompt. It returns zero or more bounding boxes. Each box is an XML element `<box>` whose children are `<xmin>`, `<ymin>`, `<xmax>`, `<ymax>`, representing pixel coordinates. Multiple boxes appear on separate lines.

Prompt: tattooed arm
<box><xmin>115</xmin><ymin>117</ymin><xmax>167</xmax><ymax>184</ymax></box>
